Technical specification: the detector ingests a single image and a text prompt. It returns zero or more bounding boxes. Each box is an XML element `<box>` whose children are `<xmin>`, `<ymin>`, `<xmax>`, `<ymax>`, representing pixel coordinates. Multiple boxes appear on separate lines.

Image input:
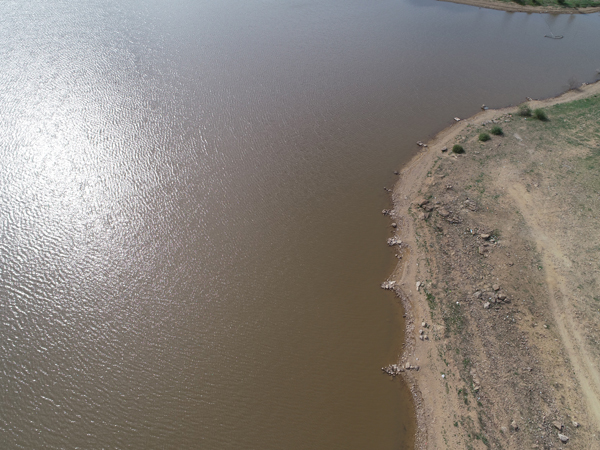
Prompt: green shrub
<box><xmin>479</xmin><ymin>132</ymin><xmax>491</xmax><ymax>142</ymax></box>
<box><xmin>533</xmin><ymin>108</ymin><xmax>548</xmax><ymax>121</ymax></box>
<box><xmin>490</xmin><ymin>125</ymin><xmax>504</xmax><ymax>136</ymax></box>
<box><xmin>452</xmin><ymin>144</ymin><xmax>465</xmax><ymax>154</ymax></box>
<box><xmin>518</xmin><ymin>105</ymin><xmax>532</xmax><ymax>117</ymax></box>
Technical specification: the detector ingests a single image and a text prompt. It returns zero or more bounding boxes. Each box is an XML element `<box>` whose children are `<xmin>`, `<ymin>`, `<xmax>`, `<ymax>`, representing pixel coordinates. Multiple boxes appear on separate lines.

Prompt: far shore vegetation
<box><xmin>501</xmin><ymin>0</ymin><xmax>600</xmax><ymax>7</ymax></box>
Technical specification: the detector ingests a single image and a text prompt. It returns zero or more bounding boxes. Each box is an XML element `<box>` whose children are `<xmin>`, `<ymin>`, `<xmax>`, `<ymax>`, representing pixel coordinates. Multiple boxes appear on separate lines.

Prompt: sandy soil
<box><xmin>438</xmin><ymin>0</ymin><xmax>600</xmax><ymax>14</ymax></box>
<box><xmin>385</xmin><ymin>81</ymin><xmax>600</xmax><ymax>449</ymax></box>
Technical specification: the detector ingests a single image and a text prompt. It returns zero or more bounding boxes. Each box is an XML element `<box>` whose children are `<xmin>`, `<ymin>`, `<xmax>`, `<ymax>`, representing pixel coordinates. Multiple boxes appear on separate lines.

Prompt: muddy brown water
<box><xmin>1</xmin><ymin>0</ymin><xmax>600</xmax><ymax>448</ymax></box>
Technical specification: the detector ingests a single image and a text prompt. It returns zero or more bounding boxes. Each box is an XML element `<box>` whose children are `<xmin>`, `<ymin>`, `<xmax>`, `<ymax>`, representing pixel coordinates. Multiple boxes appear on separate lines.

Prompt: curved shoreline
<box><xmin>388</xmin><ymin>80</ymin><xmax>600</xmax><ymax>449</ymax></box>
<box><xmin>439</xmin><ymin>0</ymin><xmax>600</xmax><ymax>14</ymax></box>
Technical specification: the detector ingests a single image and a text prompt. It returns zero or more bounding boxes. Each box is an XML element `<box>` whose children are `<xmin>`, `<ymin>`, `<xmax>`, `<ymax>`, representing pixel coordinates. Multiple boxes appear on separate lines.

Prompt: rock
<box><xmin>394</xmin><ymin>170</ymin><xmax>399</xmax><ymax>175</ymax></box>
<box><xmin>484</xmin><ymin>302</ymin><xmax>491</xmax><ymax>309</ymax></box>
<box><xmin>416</xmin><ymin>198</ymin><xmax>429</xmax><ymax>207</ymax></box>
<box><xmin>381</xmin><ymin>281</ymin><xmax>396</xmax><ymax>290</ymax></box>
<box><xmin>441</xmin><ymin>146</ymin><xmax>448</xmax><ymax>152</ymax></box>
<box><xmin>481</xmin><ymin>104</ymin><xmax>488</xmax><ymax>110</ymax></box>
<box><xmin>414</xmin><ymin>365</ymin><xmax>420</xmax><ymax>371</ymax></box>
<box><xmin>552</xmin><ymin>421</ymin><xmax>563</xmax><ymax>430</ymax></box>
<box><xmin>511</xmin><ymin>420</ymin><xmax>519</xmax><ymax>431</ymax></box>
<box><xmin>416</xmin><ymin>281</ymin><xmax>421</xmax><ymax>291</ymax></box>
<box><xmin>422</xmin><ymin>322</ymin><xmax>427</xmax><ymax>327</ymax></box>
<box><xmin>419</xmin><ymin>329</ymin><xmax>424</xmax><ymax>335</ymax></box>
<box><xmin>497</xmin><ymin>293</ymin><xmax>507</xmax><ymax>300</ymax></box>
<box><xmin>419</xmin><ymin>335</ymin><xmax>424</xmax><ymax>341</ymax></box>
<box><xmin>454</xmin><ymin>117</ymin><xmax>461</xmax><ymax>122</ymax></box>
<box><xmin>418</xmin><ymin>212</ymin><xmax>429</xmax><ymax>221</ymax></box>
<box><xmin>572</xmin><ymin>421</ymin><xmax>579</xmax><ymax>428</ymax></box>
<box><xmin>464</xmin><ymin>199</ymin><xmax>477</xmax><ymax>211</ymax></box>
<box><xmin>382</xmin><ymin>209</ymin><xmax>391</xmax><ymax>215</ymax></box>
<box><xmin>473</xmin><ymin>291</ymin><xmax>482</xmax><ymax>299</ymax></box>
<box><xmin>423</xmin><ymin>335</ymin><xmax>428</xmax><ymax>340</ymax></box>
<box><xmin>500</xmin><ymin>426</ymin><xmax>508</xmax><ymax>434</ymax></box>
<box><xmin>387</xmin><ymin>237</ymin><xmax>402</xmax><ymax>246</ymax></box>
<box><xmin>405</xmin><ymin>362</ymin><xmax>411</xmax><ymax>369</ymax></box>
<box><xmin>480</xmin><ymin>233</ymin><xmax>491</xmax><ymax>240</ymax></box>
<box><xmin>391</xmin><ymin>222</ymin><xmax>397</xmax><ymax>228</ymax></box>
<box><xmin>558</xmin><ymin>433</ymin><xmax>569</xmax><ymax>443</ymax></box>
<box><xmin>493</xmin><ymin>284</ymin><xmax>500</xmax><ymax>291</ymax></box>
<box><xmin>438</xmin><ymin>208</ymin><xmax>450</xmax><ymax>217</ymax></box>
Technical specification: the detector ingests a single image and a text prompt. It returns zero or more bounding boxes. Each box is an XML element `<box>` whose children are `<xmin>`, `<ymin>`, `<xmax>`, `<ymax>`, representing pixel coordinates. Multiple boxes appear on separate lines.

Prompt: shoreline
<box><xmin>438</xmin><ymin>0</ymin><xmax>600</xmax><ymax>14</ymax></box>
<box><xmin>387</xmin><ymin>80</ymin><xmax>600</xmax><ymax>449</ymax></box>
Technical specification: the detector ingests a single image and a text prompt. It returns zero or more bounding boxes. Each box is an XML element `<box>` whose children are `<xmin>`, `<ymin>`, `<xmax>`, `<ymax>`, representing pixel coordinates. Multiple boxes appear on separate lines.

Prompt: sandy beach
<box><xmin>386</xmin><ymin>81</ymin><xmax>600</xmax><ymax>449</ymax></box>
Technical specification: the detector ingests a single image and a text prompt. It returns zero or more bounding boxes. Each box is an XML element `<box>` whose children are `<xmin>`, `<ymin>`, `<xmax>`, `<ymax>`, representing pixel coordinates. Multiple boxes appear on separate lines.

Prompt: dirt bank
<box><xmin>386</xmin><ymin>81</ymin><xmax>600</xmax><ymax>449</ymax></box>
<box><xmin>438</xmin><ymin>0</ymin><xmax>600</xmax><ymax>14</ymax></box>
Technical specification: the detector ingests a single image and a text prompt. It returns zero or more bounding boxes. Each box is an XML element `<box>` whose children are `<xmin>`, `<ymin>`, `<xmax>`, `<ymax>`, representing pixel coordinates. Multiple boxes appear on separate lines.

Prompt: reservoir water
<box><xmin>1</xmin><ymin>0</ymin><xmax>600</xmax><ymax>448</ymax></box>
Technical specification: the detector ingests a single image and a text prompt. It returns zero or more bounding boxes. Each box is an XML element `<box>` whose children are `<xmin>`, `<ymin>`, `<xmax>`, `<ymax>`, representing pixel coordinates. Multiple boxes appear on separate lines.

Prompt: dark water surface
<box><xmin>1</xmin><ymin>0</ymin><xmax>600</xmax><ymax>448</ymax></box>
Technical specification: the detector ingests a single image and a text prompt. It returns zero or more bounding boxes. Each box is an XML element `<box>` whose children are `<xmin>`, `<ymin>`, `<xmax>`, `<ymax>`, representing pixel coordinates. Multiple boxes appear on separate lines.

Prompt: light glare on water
<box><xmin>1</xmin><ymin>0</ymin><xmax>600</xmax><ymax>448</ymax></box>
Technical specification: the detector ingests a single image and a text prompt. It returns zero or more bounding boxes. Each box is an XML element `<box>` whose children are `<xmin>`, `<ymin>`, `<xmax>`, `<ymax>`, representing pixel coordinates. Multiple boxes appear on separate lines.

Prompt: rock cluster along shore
<box><xmin>382</xmin><ymin>362</ymin><xmax>420</xmax><ymax>377</ymax></box>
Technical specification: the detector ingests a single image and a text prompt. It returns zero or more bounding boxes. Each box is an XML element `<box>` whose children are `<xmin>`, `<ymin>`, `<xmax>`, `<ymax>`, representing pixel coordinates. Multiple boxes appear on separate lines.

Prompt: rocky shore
<box><xmin>384</xmin><ymin>81</ymin><xmax>600</xmax><ymax>449</ymax></box>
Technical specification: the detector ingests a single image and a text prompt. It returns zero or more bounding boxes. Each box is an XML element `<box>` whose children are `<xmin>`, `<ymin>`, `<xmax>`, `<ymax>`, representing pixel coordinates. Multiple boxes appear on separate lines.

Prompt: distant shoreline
<box><xmin>439</xmin><ymin>0</ymin><xmax>600</xmax><ymax>13</ymax></box>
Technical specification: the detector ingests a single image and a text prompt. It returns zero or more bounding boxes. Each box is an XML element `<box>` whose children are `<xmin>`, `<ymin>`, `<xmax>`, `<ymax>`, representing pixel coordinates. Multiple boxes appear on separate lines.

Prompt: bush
<box><xmin>479</xmin><ymin>132</ymin><xmax>491</xmax><ymax>142</ymax></box>
<box><xmin>490</xmin><ymin>125</ymin><xmax>504</xmax><ymax>136</ymax></box>
<box><xmin>518</xmin><ymin>105</ymin><xmax>532</xmax><ymax>117</ymax></box>
<box><xmin>533</xmin><ymin>108</ymin><xmax>548</xmax><ymax>121</ymax></box>
<box><xmin>452</xmin><ymin>144</ymin><xmax>465</xmax><ymax>154</ymax></box>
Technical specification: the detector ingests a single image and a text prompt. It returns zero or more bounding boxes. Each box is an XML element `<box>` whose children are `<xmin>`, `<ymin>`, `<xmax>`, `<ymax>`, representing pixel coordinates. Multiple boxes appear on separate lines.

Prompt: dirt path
<box><xmin>508</xmin><ymin>182</ymin><xmax>600</xmax><ymax>427</ymax></box>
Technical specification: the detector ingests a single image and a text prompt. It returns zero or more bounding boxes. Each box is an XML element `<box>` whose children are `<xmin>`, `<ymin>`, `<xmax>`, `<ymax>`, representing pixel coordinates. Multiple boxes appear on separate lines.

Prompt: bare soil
<box><xmin>387</xmin><ymin>81</ymin><xmax>600</xmax><ymax>449</ymax></box>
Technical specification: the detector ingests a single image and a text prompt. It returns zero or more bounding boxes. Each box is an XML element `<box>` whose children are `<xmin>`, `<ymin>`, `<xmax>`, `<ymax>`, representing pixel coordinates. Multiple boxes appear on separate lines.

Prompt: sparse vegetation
<box><xmin>533</xmin><ymin>108</ymin><xmax>549</xmax><ymax>121</ymax></box>
<box><xmin>518</xmin><ymin>104</ymin><xmax>532</xmax><ymax>117</ymax></box>
<box><xmin>452</xmin><ymin>144</ymin><xmax>465</xmax><ymax>154</ymax></box>
<box><xmin>479</xmin><ymin>132</ymin><xmax>491</xmax><ymax>142</ymax></box>
<box><xmin>490</xmin><ymin>125</ymin><xmax>503</xmax><ymax>136</ymax></box>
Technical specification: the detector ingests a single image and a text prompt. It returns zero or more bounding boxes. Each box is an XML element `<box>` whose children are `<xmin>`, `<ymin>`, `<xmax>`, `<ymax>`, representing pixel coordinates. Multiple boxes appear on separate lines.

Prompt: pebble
<box><xmin>484</xmin><ymin>302</ymin><xmax>491</xmax><ymax>309</ymax></box>
<box><xmin>558</xmin><ymin>433</ymin><xmax>569</xmax><ymax>443</ymax></box>
<box><xmin>493</xmin><ymin>284</ymin><xmax>500</xmax><ymax>291</ymax></box>
<box><xmin>441</xmin><ymin>146</ymin><xmax>448</xmax><ymax>152</ymax></box>
<box><xmin>572</xmin><ymin>421</ymin><xmax>579</xmax><ymax>428</ymax></box>
<box><xmin>391</xmin><ymin>222</ymin><xmax>397</xmax><ymax>228</ymax></box>
<box><xmin>511</xmin><ymin>420</ymin><xmax>519</xmax><ymax>431</ymax></box>
<box><xmin>480</xmin><ymin>233</ymin><xmax>491</xmax><ymax>240</ymax></box>
<box><xmin>552</xmin><ymin>421</ymin><xmax>563</xmax><ymax>430</ymax></box>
